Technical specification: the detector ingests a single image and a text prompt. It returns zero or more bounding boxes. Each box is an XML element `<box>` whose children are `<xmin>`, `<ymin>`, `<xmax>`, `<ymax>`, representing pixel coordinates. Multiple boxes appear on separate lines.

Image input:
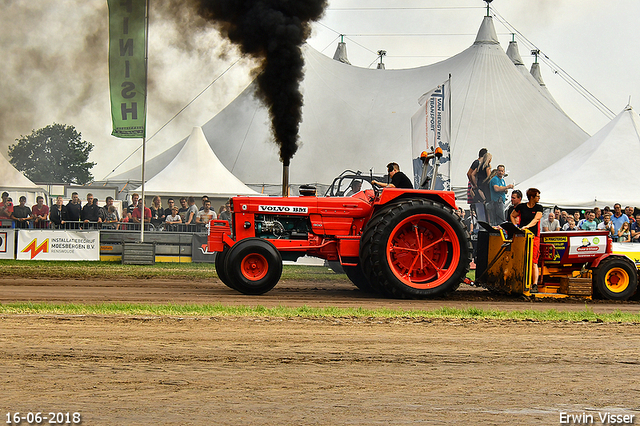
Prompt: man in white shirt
<box><xmin>541</xmin><ymin>212</ymin><xmax>561</xmax><ymax>232</ymax></box>
<box><xmin>597</xmin><ymin>213</ymin><xmax>615</xmax><ymax>237</ymax></box>
<box><xmin>196</xmin><ymin>200</ymin><xmax>217</xmax><ymax>225</ymax></box>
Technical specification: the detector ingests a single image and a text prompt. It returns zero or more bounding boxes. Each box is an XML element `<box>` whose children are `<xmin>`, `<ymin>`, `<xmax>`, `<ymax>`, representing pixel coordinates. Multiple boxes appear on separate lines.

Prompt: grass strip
<box><xmin>0</xmin><ymin>260</ymin><xmax>476</xmax><ymax>281</ymax></box>
<box><xmin>0</xmin><ymin>260</ymin><xmax>347</xmax><ymax>281</ymax></box>
<box><xmin>0</xmin><ymin>302</ymin><xmax>637</xmax><ymax>323</ymax></box>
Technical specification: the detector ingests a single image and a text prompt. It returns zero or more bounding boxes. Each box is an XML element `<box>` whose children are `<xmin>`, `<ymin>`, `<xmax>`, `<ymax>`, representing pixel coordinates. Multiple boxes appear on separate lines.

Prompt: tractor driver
<box><xmin>372</xmin><ymin>163</ymin><xmax>413</xmax><ymax>189</ymax></box>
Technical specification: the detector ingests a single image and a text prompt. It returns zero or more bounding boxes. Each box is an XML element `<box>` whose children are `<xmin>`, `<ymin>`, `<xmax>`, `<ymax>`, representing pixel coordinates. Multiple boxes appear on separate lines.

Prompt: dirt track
<box><xmin>2</xmin><ymin>277</ymin><xmax>640</xmax><ymax>313</ymax></box>
<box><xmin>1</xmin><ymin>277</ymin><xmax>640</xmax><ymax>425</ymax></box>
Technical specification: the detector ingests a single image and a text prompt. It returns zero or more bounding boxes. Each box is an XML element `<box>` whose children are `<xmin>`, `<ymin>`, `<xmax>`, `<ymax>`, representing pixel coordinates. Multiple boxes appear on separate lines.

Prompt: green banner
<box><xmin>108</xmin><ymin>0</ymin><xmax>146</xmax><ymax>138</ymax></box>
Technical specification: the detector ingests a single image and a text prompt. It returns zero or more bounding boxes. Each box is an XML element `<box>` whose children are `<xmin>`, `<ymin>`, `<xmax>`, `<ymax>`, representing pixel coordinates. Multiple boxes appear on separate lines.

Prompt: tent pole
<box><xmin>140</xmin><ymin>0</ymin><xmax>150</xmax><ymax>243</ymax></box>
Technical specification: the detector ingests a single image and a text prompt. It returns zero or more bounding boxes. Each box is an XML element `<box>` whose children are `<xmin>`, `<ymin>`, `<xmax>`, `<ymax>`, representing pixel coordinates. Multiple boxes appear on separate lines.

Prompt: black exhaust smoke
<box><xmin>195</xmin><ymin>0</ymin><xmax>327</xmax><ymax>168</ymax></box>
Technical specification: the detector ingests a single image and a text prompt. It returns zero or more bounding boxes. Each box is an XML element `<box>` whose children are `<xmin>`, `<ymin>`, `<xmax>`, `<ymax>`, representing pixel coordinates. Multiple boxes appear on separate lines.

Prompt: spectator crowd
<box><xmin>536</xmin><ymin>203</ymin><xmax>640</xmax><ymax>243</ymax></box>
<box><xmin>0</xmin><ymin>191</ymin><xmax>233</xmax><ymax>232</ymax></box>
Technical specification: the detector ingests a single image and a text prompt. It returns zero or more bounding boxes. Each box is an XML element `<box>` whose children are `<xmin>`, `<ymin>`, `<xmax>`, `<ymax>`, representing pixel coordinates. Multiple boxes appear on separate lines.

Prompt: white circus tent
<box><xmin>517</xmin><ymin>105</ymin><xmax>640</xmax><ymax>209</ymax></box>
<box><xmin>505</xmin><ymin>40</ymin><xmax>562</xmax><ymax>110</ymax></box>
<box><xmin>0</xmin><ymin>153</ymin><xmax>47</xmax><ymax>205</ymax></box>
<box><xmin>112</xmin><ymin>15</ymin><xmax>588</xmax><ymax>195</ymax></box>
<box><xmin>134</xmin><ymin>127</ymin><xmax>257</xmax><ymax>203</ymax></box>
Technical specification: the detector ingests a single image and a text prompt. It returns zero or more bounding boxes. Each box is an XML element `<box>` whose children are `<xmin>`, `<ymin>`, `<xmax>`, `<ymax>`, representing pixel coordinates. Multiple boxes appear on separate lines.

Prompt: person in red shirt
<box><xmin>131</xmin><ymin>202</ymin><xmax>152</xmax><ymax>228</ymax></box>
<box><xmin>0</xmin><ymin>191</ymin><xmax>14</xmax><ymax>220</ymax></box>
<box><xmin>32</xmin><ymin>196</ymin><xmax>50</xmax><ymax>229</ymax></box>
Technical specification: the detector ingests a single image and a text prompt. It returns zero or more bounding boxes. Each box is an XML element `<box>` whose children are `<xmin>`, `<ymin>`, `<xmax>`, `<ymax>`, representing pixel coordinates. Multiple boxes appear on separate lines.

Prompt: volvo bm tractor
<box><xmin>208</xmin><ymin>184</ymin><xmax>472</xmax><ymax>299</ymax></box>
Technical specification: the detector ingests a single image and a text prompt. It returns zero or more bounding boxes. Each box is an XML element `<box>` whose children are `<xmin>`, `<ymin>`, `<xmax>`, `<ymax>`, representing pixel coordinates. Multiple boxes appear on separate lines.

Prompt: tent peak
<box><xmin>530</xmin><ymin>62</ymin><xmax>546</xmax><ymax>87</ymax></box>
<box><xmin>506</xmin><ymin>40</ymin><xmax>524</xmax><ymax>66</ymax></box>
<box><xmin>474</xmin><ymin>16</ymin><xmax>499</xmax><ymax>45</ymax></box>
<box><xmin>333</xmin><ymin>39</ymin><xmax>351</xmax><ymax>65</ymax></box>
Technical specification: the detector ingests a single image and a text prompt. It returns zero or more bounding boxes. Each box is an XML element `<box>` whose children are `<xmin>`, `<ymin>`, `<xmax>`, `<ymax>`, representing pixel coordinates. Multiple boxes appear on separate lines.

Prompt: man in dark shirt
<box><xmin>510</xmin><ymin>188</ymin><xmax>544</xmax><ymax>291</ymax></box>
<box><xmin>81</xmin><ymin>193</ymin><xmax>101</xmax><ymax>228</ymax></box>
<box><xmin>99</xmin><ymin>196</ymin><xmax>120</xmax><ymax>223</ymax></box>
<box><xmin>11</xmin><ymin>196</ymin><xmax>32</xmax><ymax>229</ymax></box>
<box><xmin>164</xmin><ymin>198</ymin><xmax>176</xmax><ymax>218</ymax></box>
<box><xmin>372</xmin><ymin>162</ymin><xmax>413</xmax><ymax>189</ymax></box>
<box><xmin>506</xmin><ymin>189</ymin><xmax>522</xmax><ymax>225</ymax></box>
<box><xmin>66</xmin><ymin>192</ymin><xmax>82</xmax><ymax>229</ymax></box>
<box><xmin>50</xmin><ymin>196</ymin><xmax>68</xmax><ymax>229</ymax></box>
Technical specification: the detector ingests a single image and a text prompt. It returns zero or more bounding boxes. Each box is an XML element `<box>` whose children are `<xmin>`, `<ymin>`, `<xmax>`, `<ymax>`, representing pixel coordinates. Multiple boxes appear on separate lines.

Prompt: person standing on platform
<box><xmin>488</xmin><ymin>164</ymin><xmax>513</xmax><ymax>225</ymax></box>
<box><xmin>510</xmin><ymin>188</ymin><xmax>544</xmax><ymax>292</ymax></box>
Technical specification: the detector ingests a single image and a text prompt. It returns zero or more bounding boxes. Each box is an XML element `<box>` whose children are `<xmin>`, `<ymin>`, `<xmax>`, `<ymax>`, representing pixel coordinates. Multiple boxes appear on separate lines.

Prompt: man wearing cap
<box><xmin>372</xmin><ymin>163</ymin><xmax>413</xmax><ymax>189</ymax></box>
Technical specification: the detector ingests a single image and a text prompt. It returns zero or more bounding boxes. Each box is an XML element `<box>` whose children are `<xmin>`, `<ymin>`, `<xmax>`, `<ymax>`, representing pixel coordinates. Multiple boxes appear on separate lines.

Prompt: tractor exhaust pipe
<box><xmin>282</xmin><ymin>164</ymin><xmax>289</xmax><ymax>197</ymax></box>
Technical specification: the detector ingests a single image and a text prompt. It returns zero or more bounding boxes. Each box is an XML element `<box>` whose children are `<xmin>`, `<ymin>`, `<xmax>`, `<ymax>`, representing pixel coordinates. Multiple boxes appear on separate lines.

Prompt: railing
<box><xmin>0</xmin><ymin>219</ymin><xmax>215</xmax><ymax>233</ymax></box>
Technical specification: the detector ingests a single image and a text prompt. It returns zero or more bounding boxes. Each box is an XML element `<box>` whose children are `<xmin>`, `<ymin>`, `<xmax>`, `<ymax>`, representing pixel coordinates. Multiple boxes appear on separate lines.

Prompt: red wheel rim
<box><xmin>240</xmin><ymin>253</ymin><xmax>268</xmax><ymax>281</ymax></box>
<box><xmin>386</xmin><ymin>214</ymin><xmax>460</xmax><ymax>289</ymax></box>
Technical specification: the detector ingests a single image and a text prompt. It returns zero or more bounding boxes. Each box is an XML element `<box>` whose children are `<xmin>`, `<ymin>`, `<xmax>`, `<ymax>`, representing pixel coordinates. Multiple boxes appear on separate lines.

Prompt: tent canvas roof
<box><xmin>517</xmin><ymin>105</ymin><xmax>640</xmax><ymax>209</ymax></box>
<box><xmin>134</xmin><ymin>127</ymin><xmax>257</xmax><ymax>197</ymax></box>
<box><xmin>506</xmin><ymin>40</ymin><xmax>562</xmax><ymax>110</ymax></box>
<box><xmin>0</xmin><ymin>153</ymin><xmax>41</xmax><ymax>189</ymax></box>
<box><xmin>114</xmin><ymin>16</ymin><xmax>589</xmax><ymax>192</ymax></box>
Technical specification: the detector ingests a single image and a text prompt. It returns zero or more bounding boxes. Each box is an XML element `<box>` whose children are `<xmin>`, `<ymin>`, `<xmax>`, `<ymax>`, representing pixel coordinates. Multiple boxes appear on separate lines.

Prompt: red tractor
<box><xmin>208</xmin><ymin>186</ymin><xmax>472</xmax><ymax>298</ymax></box>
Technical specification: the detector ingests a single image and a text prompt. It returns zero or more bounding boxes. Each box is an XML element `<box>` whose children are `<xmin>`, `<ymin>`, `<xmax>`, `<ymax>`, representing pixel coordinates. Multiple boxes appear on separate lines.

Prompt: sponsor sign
<box><xmin>191</xmin><ymin>234</ymin><xmax>216</xmax><ymax>263</ymax></box>
<box><xmin>541</xmin><ymin>235</ymin><xmax>568</xmax><ymax>263</ymax></box>
<box><xmin>17</xmin><ymin>230</ymin><xmax>100</xmax><ymax>261</ymax></box>
<box><xmin>411</xmin><ymin>79</ymin><xmax>451</xmax><ymax>190</ymax></box>
<box><xmin>0</xmin><ymin>230</ymin><xmax>15</xmax><ymax>259</ymax></box>
<box><xmin>612</xmin><ymin>242</ymin><xmax>640</xmax><ymax>266</ymax></box>
<box><xmin>258</xmin><ymin>205</ymin><xmax>308</xmax><ymax>214</ymax></box>
<box><xmin>569</xmin><ymin>235</ymin><xmax>606</xmax><ymax>257</ymax></box>
<box><xmin>108</xmin><ymin>0</ymin><xmax>147</xmax><ymax>138</ymax></box>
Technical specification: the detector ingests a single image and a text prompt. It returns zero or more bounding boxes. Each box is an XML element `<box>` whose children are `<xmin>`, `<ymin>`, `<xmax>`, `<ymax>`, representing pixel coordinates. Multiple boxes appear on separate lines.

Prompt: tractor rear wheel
<box><xmin>593</xmin><ymin>256</ymin><xmax>638</xmax><ymax>301</ymax></box>
<box><xmin>360</xmin><ymin>198</ymin><xmax>471</xmax><ymax>298</ymax></box>
<box><xmin>343</xmin><ymin>264</ymin><xmax>374</xmax><ymax>292</ymax></box>
<box><xmin>224</xmin><ymin>238</ymin><xmax>283</xmax><ymax>295</ymax></box>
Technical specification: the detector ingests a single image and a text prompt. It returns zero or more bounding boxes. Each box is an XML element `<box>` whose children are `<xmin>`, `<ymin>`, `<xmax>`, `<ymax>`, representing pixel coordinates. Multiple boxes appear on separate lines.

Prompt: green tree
<box><xmin>8</xmin><ymin>123</ymin><xmax>96</xmax><ymax>185</ymax></box>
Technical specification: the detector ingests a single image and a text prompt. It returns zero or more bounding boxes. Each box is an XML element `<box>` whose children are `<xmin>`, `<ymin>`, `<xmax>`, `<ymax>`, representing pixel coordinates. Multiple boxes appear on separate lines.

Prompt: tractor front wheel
<box><xmin>360</xmin><ymin>198</ymin><xmax>471</xmax><ymax>298</ymax></box>
<box><xmin>224</xmin><ymin>238</ymin><xmax>283</xmax><ymax>295</ymax></box>
<box><xmin>594</xmin><ymin>256</ymin><xmax>638</xmax><ymax>301</ymax></box>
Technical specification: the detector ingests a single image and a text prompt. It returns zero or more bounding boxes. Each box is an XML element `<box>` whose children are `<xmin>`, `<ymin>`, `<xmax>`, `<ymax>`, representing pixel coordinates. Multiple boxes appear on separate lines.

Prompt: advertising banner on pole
<box><xmin>411</xmin><ymin>79</ymin><xmax>451</xmax><ymax>190</ymax></box>
<box><xmin>17</xmin><ymin>231</ymin><xmax>100</xmax><ymax>261</ymax></box>
<box><xmin>0</xmin><ymin>230</ymin><xmax>15</xmax><ymax>260</ymax></box>
<box><xmin>108</xmin><ymin>0</ymin><xmax>147</xmax><ymax>138</ymax></box>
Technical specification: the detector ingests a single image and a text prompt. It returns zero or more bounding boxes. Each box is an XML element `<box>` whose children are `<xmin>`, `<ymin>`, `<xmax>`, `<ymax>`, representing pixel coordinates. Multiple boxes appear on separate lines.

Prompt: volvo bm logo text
<box><xmin>259</xmin><ymin>205</ymin><xmax>308</xmax><ymax>214</ymax></box>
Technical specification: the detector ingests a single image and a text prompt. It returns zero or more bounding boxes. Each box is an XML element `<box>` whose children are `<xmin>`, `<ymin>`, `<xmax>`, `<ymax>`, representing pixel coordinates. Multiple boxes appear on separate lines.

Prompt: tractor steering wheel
<box><xmin>371</xmin><ymin>180</ymin><xmax>383</xmax><ymax>198</ymax></box>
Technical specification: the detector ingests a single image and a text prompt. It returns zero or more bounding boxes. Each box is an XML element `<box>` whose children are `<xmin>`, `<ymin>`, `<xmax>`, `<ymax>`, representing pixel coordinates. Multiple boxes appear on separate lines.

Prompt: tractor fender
<box><xmin>375</xmin><ymin>188</ymin><xmax>457</xmax><ymax>210</ymax></box>
<box><xmin>590</xmin><ymin>253</ymin><xmax>633</xmax><ymax>269</ymax></box>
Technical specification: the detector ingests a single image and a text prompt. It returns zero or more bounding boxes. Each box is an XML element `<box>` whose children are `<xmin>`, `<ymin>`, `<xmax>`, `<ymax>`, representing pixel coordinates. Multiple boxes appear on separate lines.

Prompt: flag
<box><xmin>108</xmin><ymin>0</ymin><xmax>147</xmax><ymax>138</ymax></box>
<box><xmin>411</xmin><ymin>80</ymin><xmax>451</xmax><ymax>190</ymax></box>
